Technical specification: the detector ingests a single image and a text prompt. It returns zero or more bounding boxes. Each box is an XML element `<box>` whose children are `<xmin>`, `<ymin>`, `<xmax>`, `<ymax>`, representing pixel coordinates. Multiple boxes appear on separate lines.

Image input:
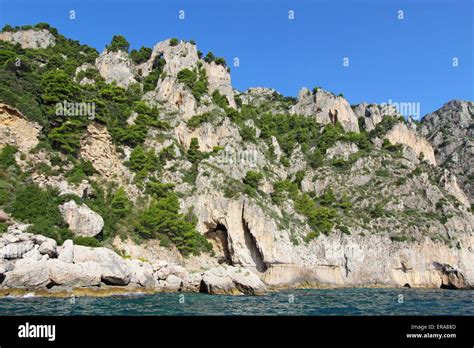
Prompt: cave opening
<box><xmin>205</xmin><ymin>222</ymin><xmax>232</xmax><ymax>265</ymax></box>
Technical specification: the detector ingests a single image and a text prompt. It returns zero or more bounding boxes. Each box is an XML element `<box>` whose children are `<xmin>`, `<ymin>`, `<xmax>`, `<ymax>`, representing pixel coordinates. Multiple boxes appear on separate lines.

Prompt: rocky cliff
<box><xmin>0</xmin><ymin>25</ymin><xmax>473</xmax><ymax>295</ymax></box>
<box><xmin>420</xmin><ymin>100</ymin><xmax>474</xmax><ymax>203</ymax></box>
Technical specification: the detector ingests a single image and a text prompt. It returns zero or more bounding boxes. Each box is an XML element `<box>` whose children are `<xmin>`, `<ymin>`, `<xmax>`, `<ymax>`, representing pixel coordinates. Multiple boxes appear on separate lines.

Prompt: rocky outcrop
<box><xmin>0</xmin><ymin>29</ymin><xmax>55</xmax><ymax>49</ymax></box>
<box><xmin>204</xmin><ymin>61</ymin><xmax>236</xmax><ymax>108</ymax></box>
<box><xmin>353</xmin><ymin>102</ymin><xmax>398</xmax><ymax>132</ymax></box>
<box><xmin>175</xmin><ymin>117</ymin><xmax>241</xmax><ymax>151</ymax></box>
<box><xmin>385</xmin><ymin>122</ymin><xmax>437</xmax><ymax>165</ymax></box>
<box><xmin>420</xmin><ymin>100</ymin><xmax>474</xmax><ymax>202</ymax></box>
<box><xmin>59</xmin><ymin>200</ymin><xmax>104</xmax><ymax>237</ymax></box>
<box><xmin>290</xmin><ymin>88</ymin><xmax>359</xmax><ymax>132</ymax></box>
<box><xmin>142</xmin><ymin>39</ymin><xmax>235</xmax><ymax>120</ymax></box>
<box><xmin>0</xmin><ymin>103</ymin><xmax>41</xmax><ymax>152</ymax></box>
<box><xmin>79</xmin><ymin>122</ymin><xmax>135</xmax><ymax>192</ymax></box>
<box><xmin>239</xmin><ymin>87</ymin><xmax>279</xmax><ymax>106</ymax></box>
<box><xmin>95</xmin><ymin>49</ymin><xmax>137</xmax><ymax>88</ymax></box>
<box><xmin>326</xmin><ymin>141</ymin><xmax>359</xmax><ymax>160</ymax></box>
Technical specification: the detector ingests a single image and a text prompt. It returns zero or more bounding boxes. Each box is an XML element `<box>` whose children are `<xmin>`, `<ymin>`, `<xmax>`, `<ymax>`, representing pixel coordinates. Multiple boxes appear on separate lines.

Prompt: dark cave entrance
<box><xmin>205</xmin><ymin>222</ymin><xmax>233</xmax><ymax>265</ymax></box>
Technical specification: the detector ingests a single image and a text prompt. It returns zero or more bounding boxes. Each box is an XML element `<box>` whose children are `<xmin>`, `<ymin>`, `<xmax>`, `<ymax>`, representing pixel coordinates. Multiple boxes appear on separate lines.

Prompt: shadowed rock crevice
<box><xmin>241</xmin><ymin>206</ymin><xmax>267</xmax><ymax>273</ymax></box>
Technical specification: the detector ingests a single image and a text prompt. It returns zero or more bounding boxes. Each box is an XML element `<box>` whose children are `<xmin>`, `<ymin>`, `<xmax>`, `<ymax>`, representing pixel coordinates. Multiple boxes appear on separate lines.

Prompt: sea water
<box><xmin>0</xmin><ymin>288</ymin><xmax>473</xmax><ymax>316</ymax></box>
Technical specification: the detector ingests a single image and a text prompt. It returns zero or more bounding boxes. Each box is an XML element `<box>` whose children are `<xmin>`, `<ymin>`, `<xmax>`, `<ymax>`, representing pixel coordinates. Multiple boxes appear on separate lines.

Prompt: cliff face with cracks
<box><xmin>0</xmin><ymin>27</ymin><xmax>473</xmax><ymax>295</ymax></box>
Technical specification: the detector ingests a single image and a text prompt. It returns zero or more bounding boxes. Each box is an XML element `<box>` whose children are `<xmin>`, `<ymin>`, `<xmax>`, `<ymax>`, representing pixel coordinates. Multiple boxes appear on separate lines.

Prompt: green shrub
<box><xmin>212</xmin><ymin>90</ymin><xmax>229</xmax><ymax>109</ymax></box>
<box><xmin>169</xmin><ymin>38</ymin><xmax>179</xmax><ymax>46</ymax></box>
<box><xmin>74</xmin><ymin>236</ymin><xmax>100</xmax><ymax>247</ymax></box>
<box><xmin>0</xmin><ymin>145</ymin><xmax>18</xmax><ymax>169</ymax></box>
<box><xmin>129</xmin><ymin>46</ymin><xmax>152</xmax><ymax>64</ymax></box>
<box><xmin>243</xmin><ymin>171</ymin><xmax>263</xmax><ymax>189</ymax></box>
<box><xmin>177</xmin><ymin>67</ymin><xmax>208</xmax><ymax>101</ymax></box>
<box><xmin>8</xmin><ymin>183</ymin><xmax>73</xmax><ymax>244</ymax></box>
<box><xmin>110</xmin><ymin>187</ymin><xmax>131</xmax><ymax>218</ymax></box>
<box><xmin>143</xmin><ymin>54</ymin><xmax>166</xmax><ymax>92</ymax></box>
<box><xmin>304</xmin><ymin>230</ymin><xmax>320</xmax><ymax>242</ymax></box>
<box><xmin>107</xmin><ymin>35</ymin><xmax>130</xmax><ymax>52</ymax></box>
<box><xmin>295</xmin><ymin>194</ymin><xmax>337</xmax><ymax>236</ymax></box>
<box><xmin>186</xmin><ymin>111</ymin><xmax>220</xmax><ymax>129</ymax></box>
<box><xmin>135</xmin><ymin>188</ymin><xmax>211</xmax><ymax>256</ymax></box>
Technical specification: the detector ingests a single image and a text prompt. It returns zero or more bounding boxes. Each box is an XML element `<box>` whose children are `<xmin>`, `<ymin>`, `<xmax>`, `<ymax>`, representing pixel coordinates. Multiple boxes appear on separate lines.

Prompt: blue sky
<box><xmin>0</xmin><ymin>0</ymin><xmax>472</xmax><ymax>116</ymax></box>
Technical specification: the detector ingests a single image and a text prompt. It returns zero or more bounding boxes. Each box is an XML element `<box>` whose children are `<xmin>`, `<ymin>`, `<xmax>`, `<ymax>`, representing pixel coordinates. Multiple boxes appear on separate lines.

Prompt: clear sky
<box><xmin>0</xmin><ymin>0</ymin><xmax>472</xmax><ymax>116</ymax></box>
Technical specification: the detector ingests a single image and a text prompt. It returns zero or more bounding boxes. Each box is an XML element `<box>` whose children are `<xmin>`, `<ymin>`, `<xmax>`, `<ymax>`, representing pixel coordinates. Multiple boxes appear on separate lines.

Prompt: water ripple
<box><xmin>0</xmin><ymin>288</ymin><xmax>473</xmax><ymax>316</ymax></box>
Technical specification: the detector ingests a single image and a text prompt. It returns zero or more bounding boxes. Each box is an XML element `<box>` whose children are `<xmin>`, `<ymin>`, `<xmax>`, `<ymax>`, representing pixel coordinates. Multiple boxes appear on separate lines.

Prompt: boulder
<box><xmin>127</xmin><ymin>260</ymin><xmax>155</xmax><ymax>288</ymax></box>
<box><xmin>22</xmin><ymin>247</ymin><xmax>42</xmax><ymax>261</ymax></box>
<box><xmin>39</xmin><ymin>239</ymin><xmax>57</xmax><ymax>257</ymax></box>
<box><xmin>158</xmin><ymin>274</ymin><xmax>182</xmax><ymax>291</ymax></box>
<box><xmin>0</xmin><ymin>240</ymin><xmax>34</xmax><ymax>259</ymax></box>
<box><xmin>200</xmin><ymin>266</ymin><xmax>267</xmax><ymax>295</ymax></box>
<box><xmin>2</xmin><ymin>258</ymin><xmax>50</xmax><ymax>289</ymax></box>
<box><xmin>48</xmin><ymin>259</ymin><xmax>101</xmax><ymax>287</ymax></box>
<box><xmin>73</xmin><ymin>245</ymin><xmax>131</xmax><ymax>285</ymax></box>
<box><xmin>59</xmin><ymin>200</ymin><xmax>104</xmax><ymax>237</ymax></box>
<box><xmin>58</xmin><ymin>240</ymin><xmax>74</xmax><ymax>263</ymax></box>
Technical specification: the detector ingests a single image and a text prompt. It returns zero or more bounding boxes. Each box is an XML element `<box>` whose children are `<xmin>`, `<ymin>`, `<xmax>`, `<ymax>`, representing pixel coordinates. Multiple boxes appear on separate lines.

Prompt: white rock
<box><xmin>59</xmin><ymin>200</ymin><xmax>104</xmax><ymax>237</ymax></box>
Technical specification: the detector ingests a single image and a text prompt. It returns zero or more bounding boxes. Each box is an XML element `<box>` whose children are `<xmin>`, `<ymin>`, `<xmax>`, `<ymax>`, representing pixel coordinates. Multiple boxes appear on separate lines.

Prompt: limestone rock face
<box><xmin>142</xmin><ymin>39</ymin><xmax>235</xmax><ymax>120</ymax></box>
<box><xmin>143</xmin><ymin>76</ymin><xmax>202</xmax><ymax>121</ymax></box>
<box><xmin>326</xmin><ymin>141</ymin><xmax>359</xmax><ymax>160</ymax></box>
<box><xmin>204</xmin><ymin>61</ymin><xmax>236</xmax><ymax>108</ymax></box>
<box><xmin>440</xmin><ymin>169</ymin><xmax>470</xmax><ymax>207</ymax></box>
<box><xmin>95</xmin><ymin>49</ymin><xmax>137</xmax><ymax>88</ymax></box>
<box><xmin>290</xmin><ymin>88</ymin><xmax>359</xmax><ymax>132</ymax></box>
<box><xmin>59</xmin><ymin>200</ymin><xmax>104</xmax><ymax>237</ymax></box>
<box><xmin>420</xmin><ymin>100</ymin><xmax>474</xmax><ymax>202</ymax></box>
<box><xmin>353</xmin><ymin>103</ymin><xmax>398</xmax><ymax>132</ymax></box>
<box><xmin>80</xmin><ymin>123</ymin><xmax>136</xmax><ymax>195</ymax></box>
<box><xmin>0</xmin><ymin>103</ymin><xmax>41</xmax><ymax>152</ymax></box>
<box><xmin>239</xmin><ymin>87</ymin><xmax>279</xmax><ymax>106</ymax></box>
<box><xmin>385</xmin><ymin>122</ymin><xmax>437</xmax><ymax>165</ymax></box>
<box><xmin>175</xmin><ymin>117</ymin><xmax>241</xmax><ymax>151</ymax></box>
<box><xmin>0</xmin><ymin>29</ymin><xmax>55</xmax><ymax>49</ymax></box>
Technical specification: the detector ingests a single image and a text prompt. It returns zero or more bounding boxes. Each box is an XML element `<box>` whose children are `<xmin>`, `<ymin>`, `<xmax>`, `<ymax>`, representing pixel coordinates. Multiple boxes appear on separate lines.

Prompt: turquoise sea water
<box><xmin>0</xmin><ymin>288</ymin><xmax>473</xmax><ymax>316</ymax></box>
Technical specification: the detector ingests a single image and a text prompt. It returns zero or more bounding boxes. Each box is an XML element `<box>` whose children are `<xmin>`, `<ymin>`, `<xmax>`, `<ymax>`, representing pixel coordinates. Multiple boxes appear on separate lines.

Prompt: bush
<box><xmin>129</xmin><ymin>46</ymin><xmax>152</xmax><ymax>64</ymax></box>
<box><xmin>295</xmin><ymin>194</ymin><xmax>337</xmax><ymax>236</ymax></box>
<box><xmin>186</xmin><ymin>111</ymin><xmax>220</xmax><ymax>129</ymax></box>
<box><xmin>243</xmin><ymin>171</ymin><xmax>263</xmax><ymax>189</ymax></box>
<box><xmin>74</xmin><ymin>236</ymin><xmax>100</xmax><ymax>247</ymax></box>
<box><xmin>169</xmin><ymin>38</ymin><xmax>179</xmax><ymax>46</ymax></box>
<box><xmin>66</xmin><ymin>160</ymin><xmax>95</xmax><ymax>184</ymax></box>
<box><xmin>186</xmin><ymin>138</ymin><xmax>203</xmax><ymax>164</ymax></box>
<box><xmin>135</xmin><ymin>186</ymin><xmax>212</xmax><ymax>256</ymax></box>
<box><xmin>0</xmin><ymin>145</ymin><xmax>18</xmax><ymax>169</ymax></box>
<box><xmin>107</xmin><ymin>35</ymin><xmax>130</xmax><ymax>52</ymax></box>
<box><xmin>212</xmin><ymin>90</ymin><xmax>229</xmax><ymax>109</ymax></box>
<box><xmin>110</xmin><ymin>187</ymin><xmax>131</xmax><ymax>218</ymax></box>
<box><xmin>8</xmin><ymin>183</ymin><xmax>72</xmax><ymax>244</ymax></box>
<box><xmin>177</xmin><ymin>67</ymin><xmax>208</xmax><ymax>101</ymax></box>
<box><xmin>143</xmin><ymin>55</ymin><xmax>166</xmax><ymax>92</ymax></box>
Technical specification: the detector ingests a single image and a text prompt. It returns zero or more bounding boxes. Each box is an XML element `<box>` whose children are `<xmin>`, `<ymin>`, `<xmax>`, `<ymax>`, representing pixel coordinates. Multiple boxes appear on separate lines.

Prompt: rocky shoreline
<box><xmin>0</xmin><ymin>226</ymin><xmax>267</xmax><ymax>296</ymax></box>
<box><xmin>1</xmin><ymin>225</ymin><xmax>473</xmax><ymax>297</ymax></box>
